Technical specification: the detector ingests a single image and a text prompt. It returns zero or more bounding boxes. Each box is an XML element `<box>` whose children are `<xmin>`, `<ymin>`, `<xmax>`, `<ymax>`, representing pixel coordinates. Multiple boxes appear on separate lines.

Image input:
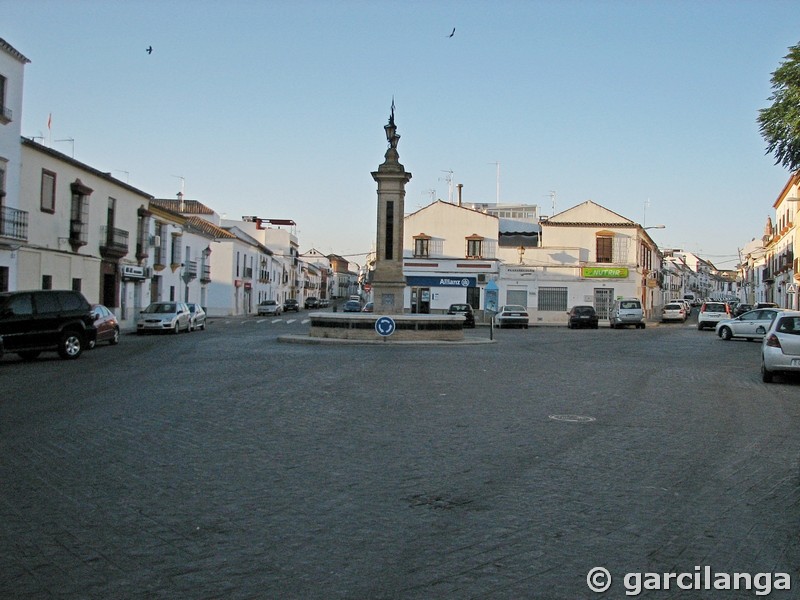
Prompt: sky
<box><xmin>4</xmin><ymin>0</ymin><xmax>799</xmax><ymax>267</ymax></box>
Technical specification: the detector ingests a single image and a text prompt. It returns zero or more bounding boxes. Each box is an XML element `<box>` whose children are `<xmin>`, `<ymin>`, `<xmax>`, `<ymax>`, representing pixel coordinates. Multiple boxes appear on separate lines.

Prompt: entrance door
<box><xmin>594</xmin><ymin>288</ymin><xmax>614</xmax><ymax>320</ymax></box>
<box><xmin>411</xmin><ymin>287</ymin><xmax>431</xmax><ymax>314</ymax></box>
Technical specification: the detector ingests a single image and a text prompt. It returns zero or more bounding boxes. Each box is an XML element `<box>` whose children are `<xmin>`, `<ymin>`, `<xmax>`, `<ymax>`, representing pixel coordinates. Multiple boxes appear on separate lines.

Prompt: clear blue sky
<box><xmin>5</xmin><ymin>0</ymin><xmax>799</xmax><ymax>266</ymax></box>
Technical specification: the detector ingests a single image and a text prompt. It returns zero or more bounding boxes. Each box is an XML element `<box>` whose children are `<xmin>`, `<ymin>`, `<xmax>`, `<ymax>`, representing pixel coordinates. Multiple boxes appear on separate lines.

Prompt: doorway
<box><xmin>411</xmin><ymin>287</ymin><xmax>431</xmax><ymax>314</ymax></box>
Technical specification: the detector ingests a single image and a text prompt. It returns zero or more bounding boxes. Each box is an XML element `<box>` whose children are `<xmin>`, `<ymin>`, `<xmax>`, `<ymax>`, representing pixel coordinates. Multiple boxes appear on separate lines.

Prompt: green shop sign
<box><xmin>582</xmin><ymin>266</ymin><xmax>629</xmax><ymax>278</ymax></box>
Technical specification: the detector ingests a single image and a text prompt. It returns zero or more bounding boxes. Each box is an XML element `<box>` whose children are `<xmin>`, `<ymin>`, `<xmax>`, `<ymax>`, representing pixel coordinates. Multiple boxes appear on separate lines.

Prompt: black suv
<box><xmin>283</xmin><ymin>298</ymin><xmax>300</xmax><ymax>312</ymax></box>
<box><xmin>0</xmin><ymin>290</ymin><xmax>97</xmax><ymax>360</ymax></box>
<box><xmin>304</xmin><ymin>297</ymin><xmax>319</xmax><ymax>309</ymax></box>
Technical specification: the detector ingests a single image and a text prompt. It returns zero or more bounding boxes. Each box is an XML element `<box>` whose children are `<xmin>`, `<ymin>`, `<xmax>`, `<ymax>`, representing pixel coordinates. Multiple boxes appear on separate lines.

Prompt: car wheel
<box><xmin>58</xmin><ymin>330</ymin><xmax>84</xmax><ymax>359</ymax></box>
<box><xmin>173</xmin><ymin>322</ymin><xmax>180</xmax><ymax>334</ymax></box>
<box><xmin>761</xmin><ymin>360</ymin><xmax>774</xmax><ymax>383</ymax></box>
<box><xmin>19</xmin><ymin>350</ymin><xmax>41</xmax><ymax>361</ymax></box>
<box><xmin>697</xmin><ymin>322</ymin><xmax>704</xmax><ymax>330</ymax></box>
<box><xmin>110</xmin><ymin>327</ymin><xmax>120</xmax><ymax>345</ymax></box>
<box><xmin>720</xmin><ymin>327</ymin><xmax>732</xmax><ymax>341</ymax></box>
<box><xmin>640</xmin><ymin>323</ymin><xmax>646</xmax><ymax>329</ymax></box>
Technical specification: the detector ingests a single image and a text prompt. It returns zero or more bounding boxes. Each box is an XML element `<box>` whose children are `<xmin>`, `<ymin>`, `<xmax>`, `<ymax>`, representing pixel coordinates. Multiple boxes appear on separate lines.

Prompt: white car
<box><xmin>257</xmin><ymin>300</ymin><xmax>282</xmax><ymax>316</ymax></box>
<box><xmin>715</xmin><ymin>308</ymin><xmax>782</xmax><ymax>342</ymax></box>
<box><xmin>760</xmin><ymin>311</ymin><xmax>800</xmax><ymax>383</ymax></box>
<box><xmin>137</xmin><ymin>301</ymin><xmax>192</xmax><ymax>334</ymax></box>
<box><xmin>661</xmin><ymin>303</ymin><xmax>687</xmax><ymax>322</ymax></box>
<box><xmin>696</xmin><ymin>301</ymin><xmax>732</xmax><ymax>330</ymax></box>
<box><xmin>494</xmin><ymin>305</ymin><xmax>529</xmax><ymax>329</ymax></box>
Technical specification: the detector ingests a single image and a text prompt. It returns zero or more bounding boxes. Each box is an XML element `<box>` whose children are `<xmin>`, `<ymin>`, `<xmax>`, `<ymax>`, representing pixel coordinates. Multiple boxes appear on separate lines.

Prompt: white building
<box><xmin>0</xmin><ymin>38</ymin><xmax>30</xmax><ymax>291</ymax></box>
<box><xmin>403</xmin><ymin>201</ymin><xmax>500</xmax><ymax>316</ymax></box>
<box><xmin>19</xmin><ymin>139</ymin><xmax>154</xmax><ymax>328</ymax></box>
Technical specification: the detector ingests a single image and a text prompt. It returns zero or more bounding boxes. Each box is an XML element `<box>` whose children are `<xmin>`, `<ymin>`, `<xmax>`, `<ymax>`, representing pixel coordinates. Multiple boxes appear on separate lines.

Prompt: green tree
<box><xmin>758</xmin><ymin>42</ymin><xmax>800</xmax><ymax>172</ymax></box>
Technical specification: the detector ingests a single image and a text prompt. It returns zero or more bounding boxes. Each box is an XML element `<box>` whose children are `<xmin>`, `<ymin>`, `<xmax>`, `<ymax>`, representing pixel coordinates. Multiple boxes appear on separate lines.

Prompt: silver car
<box><xmin>186</xmin><ymin>303</ymin><xmax>206</xmax><ymax>331</ymax></box>
<box><xmin>137</xmin><ymin>301</ymin><xmax>192</xmax><ymax>334</ymax></box>
<box><xmin>257</xmin><ymin>300</ymin><xmax>282</xmax><ymax>316</ymax></box>
<box><xmin>715</xmin><ymin>308</ymin><xmax>782</xmax><ymax>341</ymax></box>
<box><xmin>761</xmin><ymin>311</ymin><xmax>800</xmax><ymax>383</ymax></box>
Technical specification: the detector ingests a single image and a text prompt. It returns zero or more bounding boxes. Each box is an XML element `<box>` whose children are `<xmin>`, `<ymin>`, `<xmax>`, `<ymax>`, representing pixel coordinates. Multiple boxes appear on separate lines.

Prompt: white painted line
<box><xmin>257</xmin><ymin>319</ymin><xmax>267</xmax><ymax>324</ymax></box>
<box><xmin>302</xmin><ymin>319</ymin><xmax>310</xmax><ymax>324</ymax></box>
<box><xmin>271</xmin><ymin>318</ymin><xmax>283</xmax><ymax>324</ymax></box>
<box><xmin>286</xmin><ymin>319</ymin><xmax>297</xmax><ymax>324</ymax></box>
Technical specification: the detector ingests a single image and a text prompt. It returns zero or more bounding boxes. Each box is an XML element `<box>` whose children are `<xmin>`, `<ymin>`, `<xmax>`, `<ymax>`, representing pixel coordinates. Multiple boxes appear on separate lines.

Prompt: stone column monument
<box><xmin>371</xmin><ymin>103</ymin><xmax>412</xmax><ymax>315</ymax></box>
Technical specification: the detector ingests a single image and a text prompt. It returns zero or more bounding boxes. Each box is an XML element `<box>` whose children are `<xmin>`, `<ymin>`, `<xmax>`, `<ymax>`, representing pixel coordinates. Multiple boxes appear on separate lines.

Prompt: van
<box><xmin>609</xmin><ymin>298</ymin><xmax>645</xmax><ymax>329</ymax></box>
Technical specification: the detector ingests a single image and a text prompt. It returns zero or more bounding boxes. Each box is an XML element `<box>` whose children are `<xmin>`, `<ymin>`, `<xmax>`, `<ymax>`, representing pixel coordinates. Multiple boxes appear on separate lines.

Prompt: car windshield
<box><xmin>263</xmin><ymin>300</ymin><xmax>276</xmax><ymax>305</ymax></box>
<box><xmin>503</xmin><ymin>305</ymin><xmax>526</xmax><ymax>312</ymax></box>
<box><xmin>574</xmin><ymin>307</ymin><xmax>594</xmax><ymax>315</ymax></box>
<box><xmin>665</xmin><ymin>304</ymin><xmax>682</xmax><ymax>310</ymax></box>
<box><xmin>620</xmin><ymin>301</ymin><xmax>640</xmax><ymax>309</ymax></box>
<box><xmin>449</xmin><ymin>305</ymin><xmax>470</xmax><ymax>312</ymax></box>
<box><xmin>143</xmin><ymin>303</ymin><xmax>177</xmax><ymax>314</ymax></box>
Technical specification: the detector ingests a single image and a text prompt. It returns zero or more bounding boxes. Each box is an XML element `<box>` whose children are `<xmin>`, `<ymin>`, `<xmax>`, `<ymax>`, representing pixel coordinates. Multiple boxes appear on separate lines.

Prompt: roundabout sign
<box><xmin>375</xmin><ymin>316</ymin><xmax>396</xmax><ymax>337</ymax></box>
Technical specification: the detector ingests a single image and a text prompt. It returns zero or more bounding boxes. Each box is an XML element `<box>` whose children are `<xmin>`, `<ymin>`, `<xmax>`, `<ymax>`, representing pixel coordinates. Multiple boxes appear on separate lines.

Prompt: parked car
<box><xmin>304</xmin><ymin>297</ymin><xmax>319</xmax><ymax>309</ymax></box>
<box><xmin>257</xmin><ymin>300</ymin><xmax>282</xmax><ymax>316</ymax></box>
<box><xmin>90</xmin><ymin>304</ymin><xmax>120</xmax><ymax>348</ymax></box>
<box><xmin>734</xmin><ymin>303</ymin><xmax>753</xmax><ymax>317</ymax></box>
<box><xmin>566</xmin><ymin>305</ymin><xmax>598</xmax><ymax>329</ymax></box>
<box><xmin>494</xmin><ymin>305</ymin><xmax>529</xmax><ymax>329</ymax></box>
<box><xmin>754</xmin><ymin>302</ymin><xmax>779</xmax><ymax>310</ymax></box>
<box><xmin>283</xmin><ymin>298</ymin><xmax>300</xmax><ymax>312</ymax></box>
<box><xmin>715</xmin><ymin>308</ymin><xmax>782</xmax><ymax>342</ymax></box>
<box><xmin>761</xmin><ymin>311</ymin><xmax>800</xmax><ymax>383</ymax></box>
<box><xmin>137</xmin><ymin>301</ymin><xmax>191</xmax><ymax>334</ymax></box>
<box><xmin>343</xmin><ymin>300</ymin><xmax>362</xmax><ymax>312</ymax></box>
<box><xmin>697</xmin><ymin>301</ymin><xmax>732</xmax><ymax>330</ymax></box>
<box><xmin>668</xmin><ymin>299</ymin><xmax>691</xmax><ymax>317</ymax></box>
<box><xmin>609</xmin><ymin>298</ymin><xmax>645</xmax><ymax>329</ymax></box>
<box><xmin>186</xmin><ymin>303</ymin><xmax>206</xmax><ymax>331</ymax></box>
<box><xmin>319</xmin><ymin>299</ymin><xmax>330</xmax><ymax>308</ymax></box>
<box><xmin>361</xmin><ymin>302</ymin><xmax>374</xmax><ymax>313</ymax></box>
<box><xmin>447</xmin><ymin>303</ymin><xmax>475</xmax><ymax>328</ymax></box>
<box><xmin>661</xmin><ymin>303</ymin><xmax>687</xmax><ymax>323</ymax></box>
<box><xmin>0</xmin><ymin>290</ymin><xmax>96</xmax><ymax>360</ymax></box>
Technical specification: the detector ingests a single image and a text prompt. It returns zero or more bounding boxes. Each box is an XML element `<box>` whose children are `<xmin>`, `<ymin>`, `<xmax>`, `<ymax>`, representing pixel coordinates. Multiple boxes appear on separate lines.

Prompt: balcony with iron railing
<box><xmin>0</xmin><ymin>205</ymin><xmax>28</xmax><ymax>241</ymax></box>
<box><xmin>100</xmin><ymin>226</ymin><xmax>129</xmax><ymax>259</ymax></box>
<box><xmin>185</xmin><ymin>260</ymin><xmax>198</xmax><ymax>278</ymax></box>
<box><xmin>200</xmin><ymin>263</ymin><xmax>212</xmax><ymax>283</ymax></box>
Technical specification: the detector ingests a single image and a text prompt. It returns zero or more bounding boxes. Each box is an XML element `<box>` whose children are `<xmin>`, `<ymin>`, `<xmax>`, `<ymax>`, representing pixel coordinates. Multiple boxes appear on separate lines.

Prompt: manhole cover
<box><xmin>549</xmin><ymin>414</ymin><xmax>596</xmax><ymax>423</ymax></box>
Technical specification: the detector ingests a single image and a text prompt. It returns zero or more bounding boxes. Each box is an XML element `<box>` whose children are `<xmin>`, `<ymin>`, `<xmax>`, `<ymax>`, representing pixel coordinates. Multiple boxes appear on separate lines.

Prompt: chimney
<box><xmin>457</xmin><ymin>183</ymin><xmax>463</xmax><ymax>207</ymax></box>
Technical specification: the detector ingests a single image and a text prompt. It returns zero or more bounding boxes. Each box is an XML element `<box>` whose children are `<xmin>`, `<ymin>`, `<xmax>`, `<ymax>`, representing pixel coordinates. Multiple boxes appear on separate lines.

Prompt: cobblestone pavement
<box><xmin>2</xmin><ymin>318</ymin><xmax>800</xmax><ymax>599</ymax></box>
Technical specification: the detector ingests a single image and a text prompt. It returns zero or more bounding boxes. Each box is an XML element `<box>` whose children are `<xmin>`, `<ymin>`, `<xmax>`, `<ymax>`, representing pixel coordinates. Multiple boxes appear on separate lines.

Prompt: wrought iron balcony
<box><xmin>200</xmin><ymin>263</ymin><xmax>212</xmax><ymax>283</ymax></box>
<box><xmin>0</xmin><ymin>205</ymin><xmax>28</xmax><ymax>241</ymax></box>
<box><xmin>100</xmin><ymin>226</ymin><xmax>129</xmax><ymax>258</ymax></box>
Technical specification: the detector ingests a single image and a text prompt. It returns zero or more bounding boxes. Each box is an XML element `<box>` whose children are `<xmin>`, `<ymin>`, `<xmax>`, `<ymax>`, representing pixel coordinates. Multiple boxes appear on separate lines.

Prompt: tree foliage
<box><xmin>758</xmin><ymin>42</ymin><xmax>800</xmax><ymax>172</ymax></box>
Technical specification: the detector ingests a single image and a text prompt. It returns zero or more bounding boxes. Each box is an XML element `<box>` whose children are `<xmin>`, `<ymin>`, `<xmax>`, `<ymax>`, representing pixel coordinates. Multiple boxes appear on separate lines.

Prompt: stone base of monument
<box><xmin>306</xmin><ymin>312</ymin><xmax>465</xmax><ymax>342</ymax></box>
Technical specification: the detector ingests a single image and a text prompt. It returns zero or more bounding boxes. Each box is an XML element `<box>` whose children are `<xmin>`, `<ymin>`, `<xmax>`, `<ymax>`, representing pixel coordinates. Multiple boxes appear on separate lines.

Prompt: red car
<box><xmin>90</xmin><ymin>304</ymin><xmax>120</xmax><ymax>348</ymax></box>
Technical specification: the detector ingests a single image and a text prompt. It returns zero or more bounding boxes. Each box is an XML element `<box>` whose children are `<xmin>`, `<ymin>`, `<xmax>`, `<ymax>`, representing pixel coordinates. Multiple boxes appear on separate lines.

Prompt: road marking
<box><xmin>272</xmin><ymin>318</ymin><xmax>283</xmax><ymax>324</ymax></box>
<box><xmin>286</xmin><ymin>319</ymin><xmax>296</xmax><ymax>324</ymax></box>
<box><xmin>302</xmin><ymin>318</ymin><xmax>310</xmax><ymax>324</ymax></box>
<box><xmin>257</xmin><ymin>319</ymin><xmax>267</xmax><ymax>323</ymax></box>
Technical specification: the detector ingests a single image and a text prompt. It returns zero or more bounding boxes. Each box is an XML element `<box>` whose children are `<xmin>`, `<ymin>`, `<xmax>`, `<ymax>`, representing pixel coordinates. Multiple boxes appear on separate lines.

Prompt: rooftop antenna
<box><xmin>439</xmin><ymin>170</ymin><xmax>454</xmax><ymax>203</ymax></box>
<box><xmin>643</xmin><ymin>198</ymin><xmax>650</xmax><ymax>228</ymax></box>
<box><xmin>548</xmin><ymin>191</ymin><xmax>556</xmax><ymax>216</ymax></box>
<box><xmin>489</xmin><ymin>161</ymin><xmax>500</xmax><ymax>204</ymax></box>
<box><xmin>171</xmin><ymin>175</ymin><xmax>186</xmax><ymax>211</ymax></box>
<box><xmin>113</xmin><ymin>170</ymin><xmax>130</xmax><ymax>183</ymax></box>
<box><xmin>54</xmin><ymin>137</ymin><xmax>75</xmax><ymax>158</ymax></box>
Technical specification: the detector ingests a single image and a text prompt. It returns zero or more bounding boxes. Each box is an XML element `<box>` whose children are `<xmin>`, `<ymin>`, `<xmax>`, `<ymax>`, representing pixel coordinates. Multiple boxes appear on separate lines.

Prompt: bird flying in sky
<box><xmin>448</xmin><ymin>28</ymin><xmax>455</xmax><ymax>38</ymax></box>
<box><xmin>146</xmin><ymin>46</ymin><xmax>153</xmax><ymax>54</ymax></box>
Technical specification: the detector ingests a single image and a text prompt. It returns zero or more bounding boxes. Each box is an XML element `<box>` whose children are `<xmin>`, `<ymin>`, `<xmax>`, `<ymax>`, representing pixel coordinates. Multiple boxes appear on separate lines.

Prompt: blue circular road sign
<box><xmin>375</xmin><ymin>316</ymin><xmax>396</xmax><ymax>336</ymax></box>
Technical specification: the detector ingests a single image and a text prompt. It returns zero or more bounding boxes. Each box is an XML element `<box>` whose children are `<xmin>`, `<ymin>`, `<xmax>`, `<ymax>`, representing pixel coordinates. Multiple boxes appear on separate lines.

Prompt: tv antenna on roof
<box><xmin>439</xmin><ymin>170</ymin><xmax>454</xmax><ymax>203</ymax></box>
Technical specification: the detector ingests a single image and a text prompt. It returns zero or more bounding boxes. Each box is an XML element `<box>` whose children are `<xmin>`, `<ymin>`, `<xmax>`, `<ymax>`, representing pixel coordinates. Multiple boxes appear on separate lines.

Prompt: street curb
<box><xmin>277</xmin><ymin>334</ymin><xmax>496</xmax><ymax>346</ymax></box>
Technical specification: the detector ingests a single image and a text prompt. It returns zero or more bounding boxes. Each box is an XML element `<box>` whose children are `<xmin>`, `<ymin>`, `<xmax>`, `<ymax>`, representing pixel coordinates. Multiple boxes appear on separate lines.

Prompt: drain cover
<box><xmin>549</xmin><ymin>414</ymin><xmax>596</xmax><ymax>423</ymax></box>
